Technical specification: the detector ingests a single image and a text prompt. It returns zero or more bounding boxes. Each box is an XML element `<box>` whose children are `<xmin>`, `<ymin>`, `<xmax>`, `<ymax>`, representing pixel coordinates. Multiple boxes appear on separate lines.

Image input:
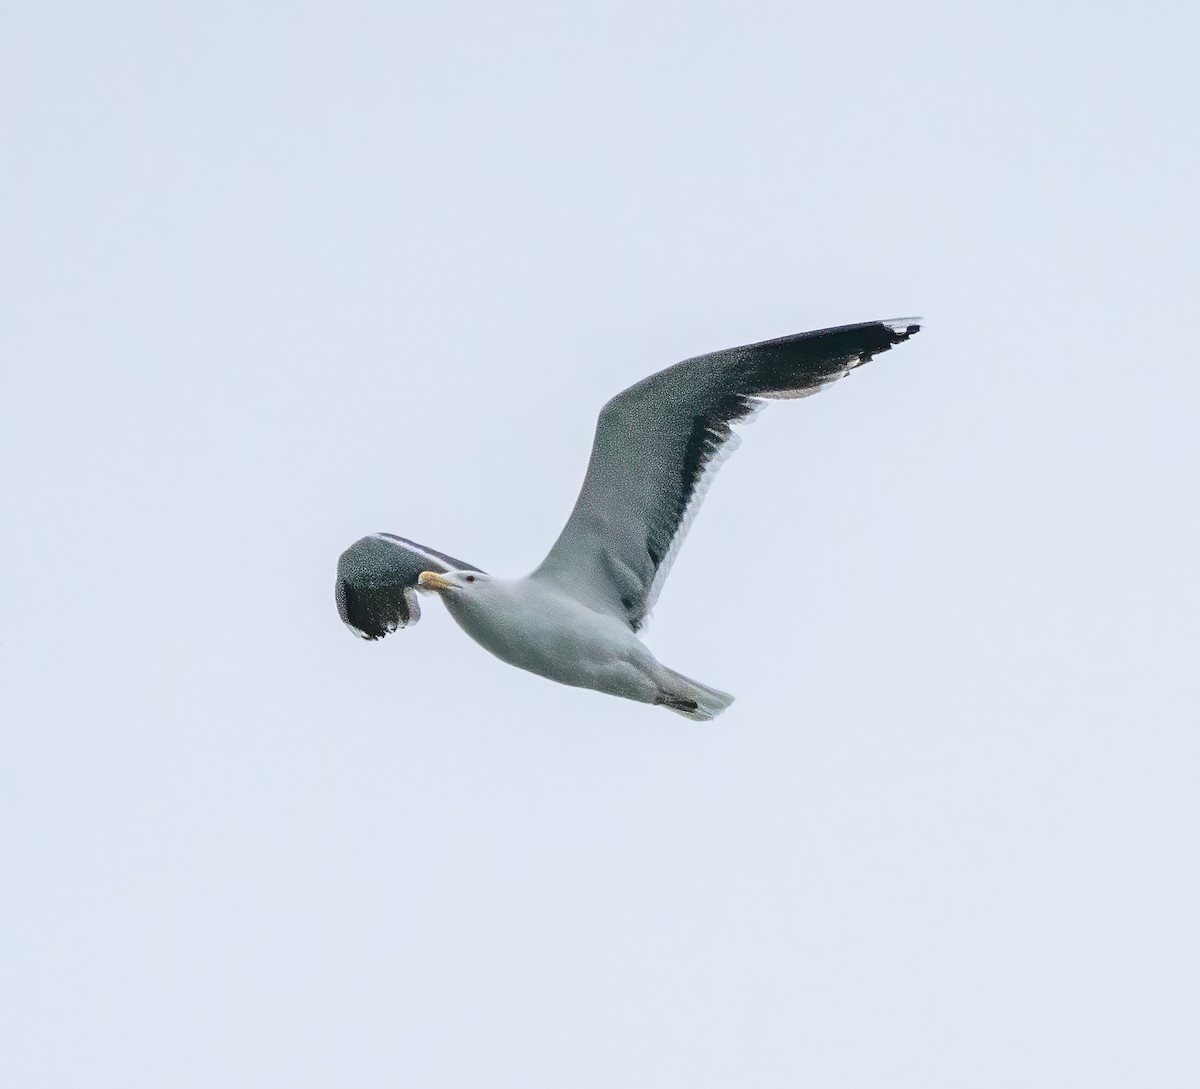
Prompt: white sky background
<box><xmin>3</xmin><ymin>1</ymin><xmax>1198</xmax><ymax>1085</ymax></box>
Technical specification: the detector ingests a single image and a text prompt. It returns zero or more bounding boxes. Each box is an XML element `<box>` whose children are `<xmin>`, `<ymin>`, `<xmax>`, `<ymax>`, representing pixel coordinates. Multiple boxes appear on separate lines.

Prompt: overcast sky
<box><xmin>3</xmin><ymin>1</ymin><xmax>1199</xmax><ymax>1086</ymax></box>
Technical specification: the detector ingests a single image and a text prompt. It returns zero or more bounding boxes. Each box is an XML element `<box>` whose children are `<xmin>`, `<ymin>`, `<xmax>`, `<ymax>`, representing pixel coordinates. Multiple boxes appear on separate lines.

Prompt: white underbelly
<box><xmin>445</xmin><ymin>587</ymin><xmax>658</xmax><ymax>699</ymax></box>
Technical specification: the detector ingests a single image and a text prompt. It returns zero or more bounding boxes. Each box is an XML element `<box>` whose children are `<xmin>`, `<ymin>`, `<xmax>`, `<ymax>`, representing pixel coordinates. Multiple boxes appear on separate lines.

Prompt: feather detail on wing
<box><xmin>531</xmin><ymin>318</ymin><xmax>921</xmax><ymax>629</ymax></box>
<box><xmin>335</xmin><ymin>533</ymin><xmax>482</xmax><ymax>640</ymax></box>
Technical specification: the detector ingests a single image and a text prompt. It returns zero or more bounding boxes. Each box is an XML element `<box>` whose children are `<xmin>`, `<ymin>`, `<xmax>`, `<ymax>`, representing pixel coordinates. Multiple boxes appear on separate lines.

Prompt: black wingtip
<box><xmin>336</xmin><ymin>576</ymin><xmax>410</xmax><ymax>640</ymax></box>
<box><xmin>884</xmin><ymin>317</ymin><xmax>922</xmax><ymax>343</ymax></box>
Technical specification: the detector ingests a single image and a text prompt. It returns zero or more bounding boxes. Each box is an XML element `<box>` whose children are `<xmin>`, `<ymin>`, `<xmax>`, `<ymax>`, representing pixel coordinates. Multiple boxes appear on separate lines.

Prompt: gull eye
<box><xmin>465</xmin><ymin>575</ymin><xmax>476</xmax><ymax>583</ymax></box>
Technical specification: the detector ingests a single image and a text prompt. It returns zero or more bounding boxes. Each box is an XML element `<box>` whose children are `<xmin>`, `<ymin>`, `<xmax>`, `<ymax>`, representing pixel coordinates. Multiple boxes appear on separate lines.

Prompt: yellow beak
<box><xmin>417</xmin><ymin>570</ymin><xmax>453</xmax><ymax>592</ymax></box>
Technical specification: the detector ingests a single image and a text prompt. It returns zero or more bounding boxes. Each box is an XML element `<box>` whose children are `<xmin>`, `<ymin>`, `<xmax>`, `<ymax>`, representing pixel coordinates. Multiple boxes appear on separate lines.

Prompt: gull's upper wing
<box><xmin>336</xmin><ymin>533</ymin><xmax>482</xmax><ymax>640</ymax></box>
<box><xmin>530</xmin><ymin>318</ymin><xmax>921</xmax><ymax>630</ymax></box>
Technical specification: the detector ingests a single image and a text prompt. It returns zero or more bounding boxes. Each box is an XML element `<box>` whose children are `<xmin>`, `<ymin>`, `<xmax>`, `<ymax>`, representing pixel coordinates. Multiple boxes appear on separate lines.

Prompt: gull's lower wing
<box><xmin>530</xmin><ymin>318</ymin><xmax>921</xmax><ymax>630</ymax></box>
<box><xmin>336</xmin><ymin>533</ymin><xmax>482</xmax><ymax>640</ymax></box>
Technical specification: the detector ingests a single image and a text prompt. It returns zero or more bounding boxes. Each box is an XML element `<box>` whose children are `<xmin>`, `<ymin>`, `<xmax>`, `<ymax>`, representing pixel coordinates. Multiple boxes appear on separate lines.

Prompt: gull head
<box><xmin>417</xmin><ymin>569</ymin><xmax>485</xmax><ymax>594</ymax></box>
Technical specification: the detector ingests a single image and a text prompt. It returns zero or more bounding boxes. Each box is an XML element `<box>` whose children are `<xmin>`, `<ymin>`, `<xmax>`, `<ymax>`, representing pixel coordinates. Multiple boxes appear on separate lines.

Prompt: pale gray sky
<box><xmin>3</xmin><ymin>1</ymin><xmax>1198</xmax><ymax>1086</ymax></box>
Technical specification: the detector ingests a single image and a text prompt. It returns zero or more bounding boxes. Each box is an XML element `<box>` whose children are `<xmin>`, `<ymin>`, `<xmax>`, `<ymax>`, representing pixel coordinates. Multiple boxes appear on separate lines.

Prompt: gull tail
<box><xmin>655</xmin><ymin>668</ymin><xmax>736</xmax><ymax>722</ymax></box>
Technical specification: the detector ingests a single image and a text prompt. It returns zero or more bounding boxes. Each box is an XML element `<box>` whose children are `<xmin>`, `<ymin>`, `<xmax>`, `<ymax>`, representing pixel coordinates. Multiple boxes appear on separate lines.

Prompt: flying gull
<box><xmin>336</xmin><ymin>318</ymin><xmax>921</xmax><ymax>719</ymax></box>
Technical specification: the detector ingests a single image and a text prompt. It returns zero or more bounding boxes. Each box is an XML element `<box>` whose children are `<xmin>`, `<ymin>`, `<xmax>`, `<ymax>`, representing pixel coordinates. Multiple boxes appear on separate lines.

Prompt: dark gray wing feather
<box><xmin>335</xmin><ymin>534</ymin><xmax>482</xmax><ymax>640</ymax></box>
<box><xmin>530</xmin><ymin>319</ymin><xmax>921</xmax><ymax>629</ymax></box>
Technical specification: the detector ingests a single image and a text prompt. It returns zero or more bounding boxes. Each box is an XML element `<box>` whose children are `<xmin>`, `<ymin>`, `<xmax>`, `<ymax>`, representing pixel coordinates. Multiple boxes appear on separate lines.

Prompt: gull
<box><xmin>336</xmin><ymin>318</ymin><xmax>921</xmax><ymax>719</ymax></box>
